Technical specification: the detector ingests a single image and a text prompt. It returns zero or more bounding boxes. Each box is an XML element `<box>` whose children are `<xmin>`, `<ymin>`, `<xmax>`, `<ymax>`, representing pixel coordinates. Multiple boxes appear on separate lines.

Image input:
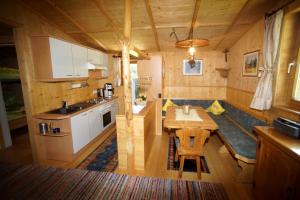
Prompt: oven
<box><xmin>101</xmin><ymin>102</ymin><xmax>116</xmax><ymax>129</ymax></box>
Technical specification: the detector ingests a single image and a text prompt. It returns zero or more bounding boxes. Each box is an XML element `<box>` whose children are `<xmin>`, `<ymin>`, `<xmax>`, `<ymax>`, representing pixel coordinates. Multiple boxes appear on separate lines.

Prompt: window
<box><xmin>292</xmin><ymin>49</ymin><xmax>300</xmax><ymax>101</ymax></box>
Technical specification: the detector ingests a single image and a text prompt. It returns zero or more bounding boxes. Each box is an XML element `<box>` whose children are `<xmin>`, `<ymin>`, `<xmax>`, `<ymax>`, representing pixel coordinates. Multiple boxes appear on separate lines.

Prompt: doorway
<box><xmin>0</xmin><ymin>22</ymin><xmax>32</xmax><ymax>164</ymax></box>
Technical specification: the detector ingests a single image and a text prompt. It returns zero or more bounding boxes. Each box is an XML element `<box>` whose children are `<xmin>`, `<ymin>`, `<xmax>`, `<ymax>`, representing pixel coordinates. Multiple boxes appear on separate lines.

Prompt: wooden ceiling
<box><xmin>22</xmin><ymin>0</ymin><xmax>291</xmax><ymax>52</ymax></box>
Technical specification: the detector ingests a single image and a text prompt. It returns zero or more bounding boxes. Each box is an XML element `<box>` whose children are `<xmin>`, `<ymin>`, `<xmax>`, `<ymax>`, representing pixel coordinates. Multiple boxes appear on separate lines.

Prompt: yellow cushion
<box><xmin>206</xmin><ymin>100</ymin><xmax>225</xmax><ymax>115</ymax></box>
<box><xmin>162</xmin><ymin>99</ymin><xmax>177</xmax><ymax>111</ymax></box>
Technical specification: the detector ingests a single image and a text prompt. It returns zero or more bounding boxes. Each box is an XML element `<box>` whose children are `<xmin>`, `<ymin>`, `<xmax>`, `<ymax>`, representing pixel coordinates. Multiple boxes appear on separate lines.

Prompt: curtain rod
<box><xmin>265</xmin><ymin>0</ymin><xmax>295</xmax><ymax>17</ymax></box>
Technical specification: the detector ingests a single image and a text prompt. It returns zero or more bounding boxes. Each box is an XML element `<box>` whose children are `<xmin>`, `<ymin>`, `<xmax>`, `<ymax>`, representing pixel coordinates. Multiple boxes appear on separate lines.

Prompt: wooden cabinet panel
<box><xmin>71</xmin><ymin>44</ymin><xmax>88</xmax><ymax>77</ymax></box>
<box><xmin>255</xmin><ymin>136</ymin><xmax>300</xmax><ymax>200</ymax></box>
<box><xmin>71</xmin><ymin>111</ymin><xmax>90</xmax><ymax>153</ymax></box>
<box><xmin>49</xmin><ymin>38</ymin><xmax>74</xmax><ymax>78</ymax></box>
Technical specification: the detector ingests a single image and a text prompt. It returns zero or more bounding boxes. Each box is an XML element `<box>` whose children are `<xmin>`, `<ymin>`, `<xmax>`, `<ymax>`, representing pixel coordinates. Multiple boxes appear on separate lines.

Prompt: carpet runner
<box><xmin>0</xmin><ymin>163</ymin><xmax>228</xmax><ymax>200</ymax></box>
<box><xmin>167</xmin><ymin>136</ymin><xmax>210</xmax><ymax>173</ymax></box>
<box><xmin>77</xmin><ymin>132</ymin><xmax>118</xmax><ymax>172</ymax></box>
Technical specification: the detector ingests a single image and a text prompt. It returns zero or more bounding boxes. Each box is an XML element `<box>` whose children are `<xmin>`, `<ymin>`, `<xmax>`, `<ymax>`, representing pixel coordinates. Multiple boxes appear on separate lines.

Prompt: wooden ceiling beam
<box><xmin>45</xmin><ymin>0</ymin><xmax>108</xmax><ymax>51</ymax></box>
<box><xmin>144</xmin><ymin>0</ymin><xmax>160</xmax><ymax>51</ymax></box>
<box><xmin>214</xmin><ymin>0</ymin><xmax>251</xmax><ymax>50</ymax></box>
<box><xmin>66</xmin><ymin>23</ymin><xmax>231</xmax><ymax>34</ymax></box>
<box><xmin>188</xmin><ymin>0</ymin><xmax>202</xmax><ymax>39</ymax></box>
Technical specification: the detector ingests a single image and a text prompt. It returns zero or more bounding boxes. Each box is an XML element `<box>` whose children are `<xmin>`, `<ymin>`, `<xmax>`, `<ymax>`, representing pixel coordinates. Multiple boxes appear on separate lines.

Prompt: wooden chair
<box><xmin>175</xmin><ymin>128</ymin><xmax>210</xmax><ymax>179</ymax></box>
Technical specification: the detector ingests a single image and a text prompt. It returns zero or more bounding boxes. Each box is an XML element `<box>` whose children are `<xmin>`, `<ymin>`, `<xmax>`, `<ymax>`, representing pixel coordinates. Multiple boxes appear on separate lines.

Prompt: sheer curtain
<box><xmin>250</xmin><ymin>10</ymin><xmax>284</xmax><ymax>110</ymax></box>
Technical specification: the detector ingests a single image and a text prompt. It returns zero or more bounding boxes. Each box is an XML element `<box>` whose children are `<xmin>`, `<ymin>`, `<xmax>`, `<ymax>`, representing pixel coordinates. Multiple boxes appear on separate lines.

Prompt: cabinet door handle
<box><xmin>82</xmin><ymin>113</ymin><xmax>88</xmax><ymax>116</ymax></box>
<box><xmin>66</xmin><ymin>75</ymin><xmax>73</xmax><ymax>76</ymax></box>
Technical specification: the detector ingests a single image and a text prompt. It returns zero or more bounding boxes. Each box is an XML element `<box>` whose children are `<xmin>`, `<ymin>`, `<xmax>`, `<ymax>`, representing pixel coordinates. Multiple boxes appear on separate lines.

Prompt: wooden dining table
<box><xmin>164</xmin><ymin>106</ymin><xmax>218</xmax><ymax>131</ymax></box>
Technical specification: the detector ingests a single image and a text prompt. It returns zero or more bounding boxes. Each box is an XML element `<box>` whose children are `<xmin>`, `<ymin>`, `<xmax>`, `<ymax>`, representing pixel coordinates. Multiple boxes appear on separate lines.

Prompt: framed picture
<box><xmin>183</xmin><ymin>59</ymin><xmax>203</xmax><ymax>75</ymax></box>
<box><xmin>243</xmin><ymin>51</ymin><xmax>259</xmax><ymax>76</ymax></box>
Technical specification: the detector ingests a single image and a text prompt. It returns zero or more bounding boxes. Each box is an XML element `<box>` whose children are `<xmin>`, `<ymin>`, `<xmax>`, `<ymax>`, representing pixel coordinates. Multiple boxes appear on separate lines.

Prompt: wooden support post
<box><xmin>122</xmin><ymin>0</ymin><xmax>134</xmax><ymax>171</ymax></box>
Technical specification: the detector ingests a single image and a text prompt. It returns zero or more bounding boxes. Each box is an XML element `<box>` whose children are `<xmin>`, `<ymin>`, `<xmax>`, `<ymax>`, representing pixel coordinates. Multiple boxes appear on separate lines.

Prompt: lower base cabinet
<box><xmin>71</xmin><ymin>111</ymin><xmax>90</xmax><ymax>153</ymax></box>
<box><xmin>254</xmin><ymin>127</ymin><xmax>300</xmax><ymax>200</ymax></box>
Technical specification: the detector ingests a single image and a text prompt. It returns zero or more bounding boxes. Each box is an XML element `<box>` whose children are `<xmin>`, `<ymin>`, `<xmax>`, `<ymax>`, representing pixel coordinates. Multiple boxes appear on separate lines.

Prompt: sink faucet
<box><xmin>62</xmin><ymin>101</ymin><xmax>68</xmax><ymax>109</ymax></box>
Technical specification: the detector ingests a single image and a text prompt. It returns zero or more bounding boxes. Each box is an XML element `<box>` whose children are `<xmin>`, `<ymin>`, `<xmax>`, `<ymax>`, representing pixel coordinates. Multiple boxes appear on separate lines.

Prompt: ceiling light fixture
<box><xmin>170</xmin><ymin>27</ymin><xmax>209</xmax><ymax>68</ymax></box>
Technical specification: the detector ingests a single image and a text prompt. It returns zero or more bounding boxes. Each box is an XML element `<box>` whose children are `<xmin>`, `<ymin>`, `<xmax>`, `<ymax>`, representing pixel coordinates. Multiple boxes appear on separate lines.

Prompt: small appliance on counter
<box><xmin>273</xmin><ymin>117</ymin><xmax>300</xmax><ymax>139</ymax></box>
<box><xmin>103</xmin><ymin>83</ymin><xmax>114</xmax><ymax>99</ymax></box>
<box><xmin>97</xmin><ymin>88</ymin><xmax>104</xmax><ymax>98</ymax></box>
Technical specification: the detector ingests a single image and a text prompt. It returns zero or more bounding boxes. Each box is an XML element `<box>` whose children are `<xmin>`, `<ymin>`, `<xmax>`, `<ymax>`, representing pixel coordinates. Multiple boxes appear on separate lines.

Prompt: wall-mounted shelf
<box><xmin>38</xmin><ymin>132</ymin><xmax>70</xmax><ymax>137</ymax></box>
<box><xmin>215</xmin><ymin>67</ymin><xmax>231</xmax><ymax>78</ymax></box>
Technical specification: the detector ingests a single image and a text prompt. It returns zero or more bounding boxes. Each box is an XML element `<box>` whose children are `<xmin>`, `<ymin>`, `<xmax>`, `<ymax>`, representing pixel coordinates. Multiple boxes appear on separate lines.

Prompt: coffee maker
<box><xmin>104</xmin><ymin>83</ymin><xmax>114</xmax><ymax>99</ymax></box>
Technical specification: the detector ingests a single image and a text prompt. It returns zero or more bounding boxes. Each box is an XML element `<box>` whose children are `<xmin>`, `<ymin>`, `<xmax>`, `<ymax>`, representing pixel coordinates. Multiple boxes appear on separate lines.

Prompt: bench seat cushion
<box><xmin>209</xmin><ymin>114</ymin><xmax>256</xmax><ymax>160</ymax></box>
<box><xmin>223</xmin><ymin>102</ymin><xmax>266</xmax><ymax>135</ymax></box>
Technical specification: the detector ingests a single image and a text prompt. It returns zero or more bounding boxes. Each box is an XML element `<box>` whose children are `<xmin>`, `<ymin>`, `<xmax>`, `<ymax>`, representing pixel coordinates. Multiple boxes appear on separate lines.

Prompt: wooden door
<box><xmin>49</xmin><ymin>38</ymin><xmax>74</xmax><ymax>78</ymax></box>
<box><xmin>254</xmin><ymin>138</ymin><xmax>300</xmax><ymax>200</ymax></box>
<box><xmin>137</xmin><ymin>55</ymin><xmax>163</xmax><ymax>135</ymax></box>
<box><xmin>71</xmin><ymin>44</ymin><xmax>88</xmax><ymax>77</ymax></box>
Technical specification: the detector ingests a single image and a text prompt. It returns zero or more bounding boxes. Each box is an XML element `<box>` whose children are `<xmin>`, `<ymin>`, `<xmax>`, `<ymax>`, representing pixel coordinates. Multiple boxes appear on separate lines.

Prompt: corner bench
<box><xmin>162</xmin><ymin>99</ymin><xmax>267</xmax><ymax>182</ymax></box>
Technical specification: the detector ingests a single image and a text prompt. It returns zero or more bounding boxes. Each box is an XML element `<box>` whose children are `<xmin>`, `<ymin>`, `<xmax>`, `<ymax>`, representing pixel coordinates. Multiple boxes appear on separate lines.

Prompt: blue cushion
<box><xmin>222</xmin><ymin>102</ymin><xmax>266</xmax><ymax>135</ymax></box>
<box><xmin>209</xmin><ymin>114</ymin><xmax>257</xmax><ymax>160</ymax></box>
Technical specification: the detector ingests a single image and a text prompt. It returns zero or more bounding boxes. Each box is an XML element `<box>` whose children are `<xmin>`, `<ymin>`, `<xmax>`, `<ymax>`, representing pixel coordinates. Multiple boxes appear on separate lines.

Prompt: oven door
<box><xmin>102</xmin><ymin>107</ymin><xmax>112</xmax><ymax>129</ymax></box>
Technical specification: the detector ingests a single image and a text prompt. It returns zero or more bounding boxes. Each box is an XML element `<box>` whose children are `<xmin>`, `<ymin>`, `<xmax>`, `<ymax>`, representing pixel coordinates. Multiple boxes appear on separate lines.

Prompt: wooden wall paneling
<box><xmin>161</xmin><ymin>51</ymin><xmax>227</xmax><ymax>100</ymax></box>
<box><xmin>116</xmin><ymin>115</ymin><xmax>128</xmax><ymax>169</ymax></box>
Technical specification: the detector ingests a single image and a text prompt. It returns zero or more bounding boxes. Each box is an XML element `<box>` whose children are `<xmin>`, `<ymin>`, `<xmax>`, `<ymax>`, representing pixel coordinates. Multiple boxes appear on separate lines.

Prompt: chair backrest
<box><xmin>176</xmin><ymin>128</ymin><xmax>210</xmax><ymax>156</ymax></box>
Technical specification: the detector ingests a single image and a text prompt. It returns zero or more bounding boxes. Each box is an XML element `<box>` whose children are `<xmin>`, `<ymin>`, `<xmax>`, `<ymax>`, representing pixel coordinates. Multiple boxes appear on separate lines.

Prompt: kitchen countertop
<box><xmin>34</xmin><ymin>97</ymin><xmax>118</xmax><ymax>120</ymax></box>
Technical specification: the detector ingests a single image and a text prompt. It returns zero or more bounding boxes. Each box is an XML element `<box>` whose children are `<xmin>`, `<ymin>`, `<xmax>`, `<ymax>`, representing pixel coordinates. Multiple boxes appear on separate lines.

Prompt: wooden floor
<box><xmin>115</xmin><ymin>130</ymin><xmax>254</xmax><ymax>200</ymax></box>
<box><xmin>0</xmin><ymin>126</ymin><xmax>254</xmax><ymax>200</ymax></box>
<box><xmin>0</xmin><ymin>128</ymin><xmax>33</xmax><ymax>164</ymax></box>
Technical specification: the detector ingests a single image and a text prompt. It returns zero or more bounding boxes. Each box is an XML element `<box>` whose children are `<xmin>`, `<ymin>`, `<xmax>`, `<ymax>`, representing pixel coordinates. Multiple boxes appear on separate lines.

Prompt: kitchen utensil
<box><xmin>39</xmin><ymin>123</ymin><xmax>48</xmax><ymax>134</ymax></box>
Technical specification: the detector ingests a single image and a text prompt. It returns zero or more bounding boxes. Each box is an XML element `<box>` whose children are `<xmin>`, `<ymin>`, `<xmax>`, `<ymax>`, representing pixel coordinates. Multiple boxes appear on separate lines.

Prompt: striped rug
<box><xmin>0</xmin><ymin>163</ymin><xmax>228</xmax><ymax>200</ymax></box>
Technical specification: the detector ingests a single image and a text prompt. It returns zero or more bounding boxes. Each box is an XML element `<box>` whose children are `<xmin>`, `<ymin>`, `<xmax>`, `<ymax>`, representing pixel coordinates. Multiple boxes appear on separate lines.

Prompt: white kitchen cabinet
<box><xmin>71</xmin><ymin>44</ymin><xmax>88</xmax><ymax>78</ymax></box>
<box><xmin>87</xmin><ymin>48</ymin><xmax>108</xmax><ymax>68</ymax></box>
<box><xmin>49</xmin><ymin>38</ymin><xmax>74</xmax><ymax>78</ymax></box>
<box><xmin>31</xmin><ymin>36</ymin><xmax>90</xmax><ymax>81</ymax></box>
<box><xmin>88</xmin><ymin>107</ymin><xmax>102</xmax><ymax>140</ymax></box>
<box><xmin>71</xmin><ymin>111</ymin><xmax>90</xmax><ymax>153</ymax></box>
<box><xmin>87</xmin><ymin>48</ymin><xmax>101</xmax><ymax>65</ymax></box>
<box><xmin>102</xmin><ymin>53</ymin><xmax>108</xmax><ymax>67</ymax></box>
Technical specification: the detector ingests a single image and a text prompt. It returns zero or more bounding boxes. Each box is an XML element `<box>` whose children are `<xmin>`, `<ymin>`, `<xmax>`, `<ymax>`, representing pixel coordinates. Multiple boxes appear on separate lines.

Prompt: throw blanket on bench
<box><xmin>162</xmin><ymin>99</ymin><xmax>266</xmax><ymax>162</ymax></box>
<box><xmin>0</xmin><ymin>163</ymin><xmax>228</xmax><ymax>200</ymax></box>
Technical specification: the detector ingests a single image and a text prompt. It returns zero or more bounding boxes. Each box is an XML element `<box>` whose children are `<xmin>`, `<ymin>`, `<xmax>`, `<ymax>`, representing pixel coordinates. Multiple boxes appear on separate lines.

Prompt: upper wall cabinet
<box><xmin>71</xmin><ymin>44</ymin><xmax>88</xmax><ymax>77</ymax></box>
<box><xmin>31</xmin><ymin>36</ymin><xmax>89</xmax><ymax>82</ymax></box>
<box><xmin>87</xmin><ymin>48</ymin><xmax>108</xmax><ymax>69</ymax></box>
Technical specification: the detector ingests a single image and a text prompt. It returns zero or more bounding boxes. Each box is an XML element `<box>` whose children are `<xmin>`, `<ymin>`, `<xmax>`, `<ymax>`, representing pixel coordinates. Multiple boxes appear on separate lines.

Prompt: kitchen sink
<box><xmin>46</xmin><ymin>98</ymin><xmax>106</xmax><ymax>115</ymax></box>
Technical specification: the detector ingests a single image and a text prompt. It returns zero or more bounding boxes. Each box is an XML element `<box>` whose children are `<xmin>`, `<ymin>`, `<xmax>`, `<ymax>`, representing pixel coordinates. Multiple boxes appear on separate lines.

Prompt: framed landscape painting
<box><xmin>243</xmin><ymin>51</ymin><xmax>259</xmax><ymax>76</ymax></box>
<box><xmin>183</xmin><ymin>59</ymin><xmax>203</xmax><ymax>75</ymax></box>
